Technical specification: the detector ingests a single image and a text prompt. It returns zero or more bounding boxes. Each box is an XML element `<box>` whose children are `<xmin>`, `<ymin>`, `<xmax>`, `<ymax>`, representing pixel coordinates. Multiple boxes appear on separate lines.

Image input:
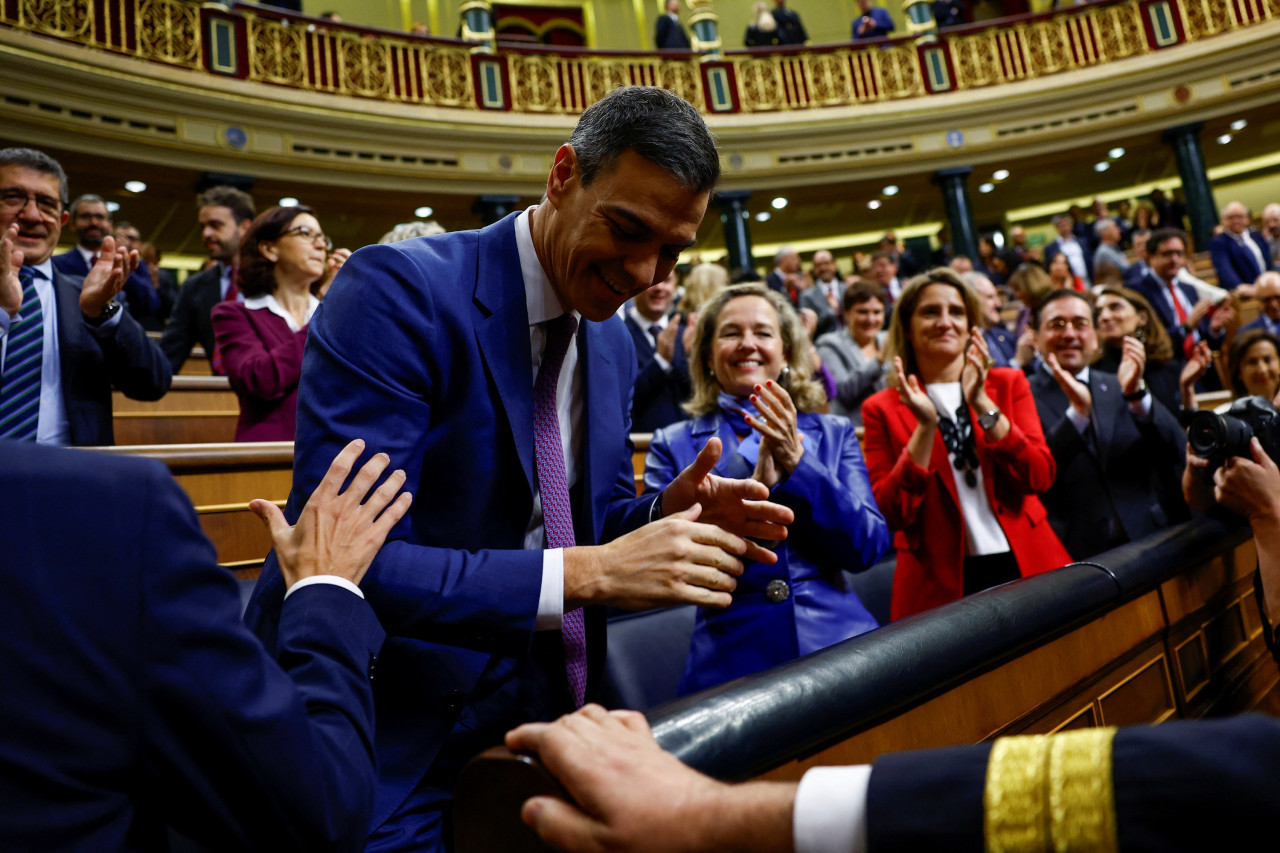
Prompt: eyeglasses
<box><xmin>1043</xmin><ymin>317</ymin><xmax>1093</xmax><ymax>332</ymax></box>
<box><xmin>279</xmin><ymin>225</ymin><xmax>332</xmax><ymax>252</ymax></box>
<box><xmin>0</xmin><ymin>189</ymin><xmax>62</xmax><ymax>219</ymax></box>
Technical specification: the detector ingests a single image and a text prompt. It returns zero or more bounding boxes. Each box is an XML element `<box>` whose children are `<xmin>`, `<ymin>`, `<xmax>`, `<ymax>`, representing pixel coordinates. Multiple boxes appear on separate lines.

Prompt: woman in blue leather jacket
<box><xmin>644</xmin><ymin>283</ymin><xmax>891</xmax><ymax>694</ymax></box>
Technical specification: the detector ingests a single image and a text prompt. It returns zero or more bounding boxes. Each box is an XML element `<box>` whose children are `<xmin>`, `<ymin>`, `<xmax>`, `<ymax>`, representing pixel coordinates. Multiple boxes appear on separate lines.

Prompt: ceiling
<box><xmin>4</xmin><ymin>98</ymin><xmax>1278</xmax><ymax>264</ymax></box>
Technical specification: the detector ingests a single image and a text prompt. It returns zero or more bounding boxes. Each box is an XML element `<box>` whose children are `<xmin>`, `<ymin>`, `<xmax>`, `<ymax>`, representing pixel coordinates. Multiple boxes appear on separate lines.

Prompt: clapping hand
<box><xmin>746</xmin><ymin>379</ymin><xmax>804</xmax><ymax>489</ymax></box>
<box><xmin>79</xmin><ymin>234</ymin><xmax>138</xmax><ymax>317</ymax></box>
<box><xmin>893</xmin><ymin>355</ymin><xmax>937</xmax><ymax>427</ymax></box>
<box><xmin>2</xmin><ymin>222</ymin><xmax>22</xmax><ymax>318</ymax></box>
<box><xmin>1117</xmin><ymin>335</ymin><xmax>1146</xmax><ymax>397</ymax></box>
<box><xmin>1046</xmin><ymin>352</ymin><xmax>1092</xmax><ymax>417</ymax></box>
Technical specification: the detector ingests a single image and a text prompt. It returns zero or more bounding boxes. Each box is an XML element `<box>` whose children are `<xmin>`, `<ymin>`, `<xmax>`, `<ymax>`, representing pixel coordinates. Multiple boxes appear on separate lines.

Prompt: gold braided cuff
<box><xmin>984</xmin><ymin>727</ymin><xmax>1119</xmax><ymax>853</ymax></box>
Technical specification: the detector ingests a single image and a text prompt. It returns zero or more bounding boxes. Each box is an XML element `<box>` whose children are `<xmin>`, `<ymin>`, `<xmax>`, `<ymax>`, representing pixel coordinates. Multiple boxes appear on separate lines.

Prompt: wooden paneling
<box><xmin>179</xmin><ymin>346</ymin><xmax>213</xmax><ymax>376</ymax></box>
<box><xmin>113</xmin><ymin>375</ymin><xmax>239</xmax><ymax>445</ymax></box>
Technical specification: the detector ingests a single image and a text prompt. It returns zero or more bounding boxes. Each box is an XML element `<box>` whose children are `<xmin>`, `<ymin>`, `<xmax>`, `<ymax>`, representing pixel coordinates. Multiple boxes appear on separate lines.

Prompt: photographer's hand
<box><xmin>1214</xmin><ymin>437</ymin><xmax>1280</xmax><ymax>628</ymax></box>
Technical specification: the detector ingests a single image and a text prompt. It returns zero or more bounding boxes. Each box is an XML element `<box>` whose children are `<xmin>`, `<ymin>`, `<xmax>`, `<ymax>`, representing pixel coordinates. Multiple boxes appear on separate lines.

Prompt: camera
<box><xmin>1187</xmin><ymin>395</ymin><xmax>1280</xmax><ymax>465</ymax></box>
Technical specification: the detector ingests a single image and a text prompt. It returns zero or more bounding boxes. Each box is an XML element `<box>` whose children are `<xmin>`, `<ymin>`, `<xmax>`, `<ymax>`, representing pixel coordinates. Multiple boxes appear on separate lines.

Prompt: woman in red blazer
<box><xmin>862</xmin><ymin>268</ymin><xmax>1071</xmax><ymax>620</ymax></box>
<box><xmin>211</xmin><ymin>205</ymin><xmax>347</xmax><ymax>441</ymax></box>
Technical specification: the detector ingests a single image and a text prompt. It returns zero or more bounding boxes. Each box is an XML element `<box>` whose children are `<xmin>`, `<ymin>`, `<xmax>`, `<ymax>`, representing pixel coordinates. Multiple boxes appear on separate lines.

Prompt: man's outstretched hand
<box><xmin>251</xmin><ymin>439</ymin><xmax>413</xmax><ymax>590</ymax></box>
<box><xmin>658</xmin><ymin>437</ymin><xmax>794</xmax><ymax>565</ymax></box>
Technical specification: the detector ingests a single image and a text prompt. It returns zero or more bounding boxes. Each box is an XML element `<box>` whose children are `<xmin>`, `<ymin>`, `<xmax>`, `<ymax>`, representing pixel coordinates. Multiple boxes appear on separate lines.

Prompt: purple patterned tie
<box><xmin>533</xmin><ymin>313</ymin><xmax>587</xmax><ymax>707</ymax></box>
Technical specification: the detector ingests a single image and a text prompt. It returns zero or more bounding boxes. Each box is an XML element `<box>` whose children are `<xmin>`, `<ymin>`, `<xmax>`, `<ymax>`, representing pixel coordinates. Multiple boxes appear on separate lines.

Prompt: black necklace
<box><xmin>934</xmin><ymin>399</ymin><xmax>979</xmax><ymax>488</ymax></box>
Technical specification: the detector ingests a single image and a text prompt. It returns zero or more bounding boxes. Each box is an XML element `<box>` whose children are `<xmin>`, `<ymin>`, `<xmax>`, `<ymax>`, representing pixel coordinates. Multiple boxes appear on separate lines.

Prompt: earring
<box><xmin>778</xmin><ymin>365</ymin><xmax>792</xmax><ymax>385</ymax></box>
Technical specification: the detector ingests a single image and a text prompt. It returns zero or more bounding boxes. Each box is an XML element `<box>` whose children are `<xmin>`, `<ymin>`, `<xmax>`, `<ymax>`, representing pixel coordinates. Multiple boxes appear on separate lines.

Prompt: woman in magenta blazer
<box><xmin>211</xmin><ymin>205</ymin><xmax>346</xmax><ymax>441</ymax></box>
<box><xmin>861</xmin><ymin>267</ymin><xmax>1071</xmax><ymax>621</ymax></box>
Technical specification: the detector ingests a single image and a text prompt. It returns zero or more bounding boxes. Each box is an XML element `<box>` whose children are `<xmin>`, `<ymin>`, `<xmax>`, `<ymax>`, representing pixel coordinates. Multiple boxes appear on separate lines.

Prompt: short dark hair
<box><xmin>567</xmin><ymin>86</ymin><xmax>719</xmax><ymax>194</ymax></box>
<box><xmin>842</xmin><ymin>280</ymin><xmax>885</xmax><ymax>313</ymax></box>
<box><xmin>0</xmin><ymin>147</ymin><xmax>69</xmax><ymax>206</ymax></box>
<box><xmin>69</xmin><ymin>193</ymin><xmax>107</xmax><ymax>219</ymax></box>
<box><xmin>1146</xmin><ymin>227</ymin><xmax>1188</xmax><ymax>257</ymax></box>
<box><xmin>1033</xmin><ymin>288</ymin><xmax>1093</xmax><ymax>329</ymax></box>
<box><xmin>1227</xmin><ymin>329</ymin><xmax>1280</xmax><ymax>398</ymax></box>
<box><xmin>871</xmin><ymin>250</ymin><xmax>896</xmax><ymax>264</ymax></box>
<box><xmin>198</xmin><ymin>185</ymin><xmax>256</xmax><ymax>224</ymax></box>
<box><xmin>237</xmin><ymin>205</ymin><xmax>314</xmax><ymax>298</ymax></box>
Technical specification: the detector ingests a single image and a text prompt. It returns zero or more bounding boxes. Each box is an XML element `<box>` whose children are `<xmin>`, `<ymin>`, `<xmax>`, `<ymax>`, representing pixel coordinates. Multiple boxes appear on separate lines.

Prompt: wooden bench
<box><xmin>112</xmin><ymin>375</ymin><xmax>238</xmax><ymax>445</ymax></box>
<box><xmin>96</xmin><ymin>442</ymin><xmax>293</xmax><ymax>580</ymax></box>
<box><xmin>179</xmin><ymin>345</ymin><xmax>214</xmax><ymax>376</ymax></box>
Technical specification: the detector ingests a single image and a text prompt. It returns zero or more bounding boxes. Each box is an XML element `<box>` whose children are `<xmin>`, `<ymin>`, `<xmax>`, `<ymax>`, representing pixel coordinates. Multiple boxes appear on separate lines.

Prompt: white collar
<box><xmin>516</xmin><ymin>206</ymin><xmax>580</xmax><ymax>329</ymax></box>
<box><xmin>76</xmin><ymin>245</ymin><xmax>95</xmax><ymax>264</ymax></box>
<box><xmin>629</xmin><ymin>305</ymin><xmax>667</xmax><ymax>332</ymax></box>
<box><xmin>28</xmin><ymin>258</ymin><xmax>54</xmax><ymax>280</ymax></box>
<box><xmin>243</xmin><ymin>292</ymin><xmax>318</xmax><ymax>333</ymax></box>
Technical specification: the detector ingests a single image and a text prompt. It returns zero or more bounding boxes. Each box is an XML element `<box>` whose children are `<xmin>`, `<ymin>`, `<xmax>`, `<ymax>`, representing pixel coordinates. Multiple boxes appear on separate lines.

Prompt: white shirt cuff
<box><xmin>1064</xmin><ymin>405</ymin><xmax>1091</xmax><ymax>434</ymax></box>
<box><xmin>535</xmin><ymin>547</ymin><xmax>564</xmax><ymax>631</ymax></box>
<box><xmin>794</xmin><ymin>765</ymin><xmax>872</xmax><ymax>853</ymax></box>
<box><xmin>1128</xmin><ymin>391</ymin><xmax>1153</xmax><ymax>421</ymax></box>
<box><xmin>653</xmin><ymin>351</ymin><xmax>672</xmax><ymax>372</ymax></box>
<box><xmin>284</xmin><ymin>575</ymin><xmax>364</xmax><ymax>600</ymax></box>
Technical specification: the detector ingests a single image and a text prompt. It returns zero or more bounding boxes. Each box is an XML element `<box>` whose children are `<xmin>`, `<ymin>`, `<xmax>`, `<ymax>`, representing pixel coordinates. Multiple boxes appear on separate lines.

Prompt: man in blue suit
<box><xmin>0</xmin><ymin>438</ymin><xmax>410</xmax><ymax>851</ymax></box>
<box><xmin>654</xmin><ymin>0</ymin><xmax>691</xmax><ymax>48</ymax></box>
<box><xmin>1134</xmin><ymin>228</ymin><xmax>1230</xmax><ymax>361</ymax></box>
<box><xmin>624</xmin><ymin>267</ymin><xmax>691</xmax><ymax>432</ymax></box>
<box><xmin>0</xmin><ymin>148</ymin><xmax>170</xmax><ymax>445</ymax></box>
<box><xmin>52</xmin><ymin>193</ymin><xmax>161</xmax><ymax>323</ymax></box>
<box><xmin>1210</xmin><ymin>200</ymin><xmax>1273</xmax><ymax>291</ymax></box>
<box><xmin>245</xmin><ymin>86</ymin><xmax>792</xmax><ymax>851</ymax></box>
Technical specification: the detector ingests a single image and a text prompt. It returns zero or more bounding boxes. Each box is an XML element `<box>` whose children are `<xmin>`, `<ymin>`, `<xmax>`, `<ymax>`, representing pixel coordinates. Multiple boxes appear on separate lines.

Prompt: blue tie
<box><xmin>0</xmin><ymin>267</ymin><xmax>44</xmax><ymax>441</ymax></box>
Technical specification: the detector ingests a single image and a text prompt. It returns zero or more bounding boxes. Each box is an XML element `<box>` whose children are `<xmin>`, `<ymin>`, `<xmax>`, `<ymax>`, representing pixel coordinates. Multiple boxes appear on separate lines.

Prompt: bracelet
<box><xmin>649</xmin><ymin>490</ymin><xmax>664</xmax><ymax>523</ymax></box>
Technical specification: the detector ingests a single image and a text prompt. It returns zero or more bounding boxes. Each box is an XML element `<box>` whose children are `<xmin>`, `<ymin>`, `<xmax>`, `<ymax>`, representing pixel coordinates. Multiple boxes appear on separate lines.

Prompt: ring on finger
<box><xmin>983</xmin><ymin>356</ymin><xmax>995</xmax><ymax>370</ymax></box>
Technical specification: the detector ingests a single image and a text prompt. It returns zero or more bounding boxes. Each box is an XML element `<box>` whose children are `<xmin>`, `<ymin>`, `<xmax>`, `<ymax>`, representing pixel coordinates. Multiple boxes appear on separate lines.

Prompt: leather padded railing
<box><xmin>453</xmin><ymin>516</ymin><xmax>1253</xmax><ymax>851</ymax></box>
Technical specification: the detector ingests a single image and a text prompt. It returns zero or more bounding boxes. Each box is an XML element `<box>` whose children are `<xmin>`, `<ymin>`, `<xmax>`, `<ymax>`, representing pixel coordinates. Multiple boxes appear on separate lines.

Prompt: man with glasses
<box><xmin>1134</xmin><ymin>228</ymin><xmax>1227</xmax><ymax>361</ymax></box>
<box><xmin>1026</xmin><ymin>288</ymin><xmax>1187</xmax><ymax>559</ymax></box>
<box><xmin>52</xmin><ymin>194</ymin><xmax>161</xmax><ymax>326</ymax></box>
<box><xmin>0</xmin><ymin>147</ymin><xmax>170</xmax><ymax>446</ymax></box>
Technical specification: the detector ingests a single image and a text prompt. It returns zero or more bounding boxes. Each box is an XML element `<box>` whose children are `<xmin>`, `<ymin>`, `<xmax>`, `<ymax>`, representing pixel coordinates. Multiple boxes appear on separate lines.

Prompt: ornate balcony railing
<box><xmin>1</xmin><ymin>0</ymin><xmax>1277</xmax><ymax>114</ymax></box>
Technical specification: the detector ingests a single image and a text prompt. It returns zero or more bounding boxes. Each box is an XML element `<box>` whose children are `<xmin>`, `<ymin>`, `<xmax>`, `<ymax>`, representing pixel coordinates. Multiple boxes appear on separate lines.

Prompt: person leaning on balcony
<box><xmin>860</xmin><ymin>268</ymin><xmax>1070</xmax><ymax>620</ymax></box>
<box><xmin>770</xmin><ymin>0</ymin><xmax>807</xmax><ymax>44</ymax></box>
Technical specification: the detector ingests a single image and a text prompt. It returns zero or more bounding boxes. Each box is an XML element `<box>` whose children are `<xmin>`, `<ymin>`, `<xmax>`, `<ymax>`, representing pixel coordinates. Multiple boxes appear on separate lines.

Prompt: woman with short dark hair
<box><xmin>211</xmin><ymin>205</ymin><xmax>347</xmax><ymax>441</ymax></box>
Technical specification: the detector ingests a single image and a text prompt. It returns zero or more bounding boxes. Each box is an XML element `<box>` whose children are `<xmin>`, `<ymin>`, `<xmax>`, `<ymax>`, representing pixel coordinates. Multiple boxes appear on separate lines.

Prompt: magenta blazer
<box><xmin>210</xmin><ymin>301</ymin><xmax>308</xmax><ymax>441</ymax></box>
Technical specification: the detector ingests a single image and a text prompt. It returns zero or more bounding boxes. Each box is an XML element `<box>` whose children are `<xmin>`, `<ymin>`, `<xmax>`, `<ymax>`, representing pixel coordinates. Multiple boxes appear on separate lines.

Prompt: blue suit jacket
<box><xmin>654</xmin><ymin>13</ymin><xmax>691</xmax><ymax>48</ymax></box>
<box><xmin>645</xmin><ymin>411</ymin><xmax>889</xmax><ymax>694</ymax></box>
<box><xmin>39</xmin><ymin>267</ymin><xmax>171</xmax><ymax>445</ymax></box>
<box><xmin>852</xmin><ymin>6</ymin><xmax>894</xmax><ymax>38</ymax></box>
<box><xmin>1133</xmin><ymin>271</ymin><xmax>1214</xmax><ymax>356</ymax></box>
<box><xmin>245</xmin><ymin>213</ymin><xmax>653</xmax><ymax>847</ymax></box>
<box><xmin>1209</xmin><ymin>229</ymin><xmax>1272</xmax><ymax>290</ymax></box>
<box><xmin>868</xmin><ymin>715</ymin><xmax>1280</xmax><ymax>850</ymax></box>
<box><xmin>0</xmin><ymin>441</ymin><xmax>384</xmax><ymax>852</ymax></box>
<box><xmin>52</xmin><ymin>248</ymin><xmax>160</xmax><ymax>318</ymax></box>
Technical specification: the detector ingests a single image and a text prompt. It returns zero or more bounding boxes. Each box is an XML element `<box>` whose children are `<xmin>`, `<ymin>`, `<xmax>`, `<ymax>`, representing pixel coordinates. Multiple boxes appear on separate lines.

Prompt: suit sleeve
<box><xmin>1210</xmin><ymin>236</ymin><xmax>1245</xmax><ymax>290</ymax></box>
<box><xmin>96</xmin><ymin>303</ymin><xmax>172</xmax><ymax>401</ymax></box>
<box><xmin>160</xmin><ymin>276</ymin><xmax>202</xmax><ymax>372</ymax></box>
<box><xmin>861</xmin><ymin>393</ymin><xmax>933</xmax><ymax>531</ymax></box>
<box><xmin>248</xmin><ymin>245</ymin><xmax>546</xmax><ymax>656</ymax></box>
<box><xmin>212</xmin><ymin>303</ymin><xmax>307</xmax><ymax>401</ymax></box>
<box><xmin>817</xmin><ymin>338</ymin><xmax>882</xmax><ymax>411</ymax></box>
<box><xmin>139</xmin><ymin>465</ymin><xmax>383</xmax><ymax>852</ymax></box>
<box><xmin>867</xmin><ymin>716</ymin><xmax>1280</xmax><ymax>852</ymax></box>
<box><xmin>977</xmin><ymin>370</ymin><xmax>1056</xmax><ymax>495</ymax></box>
<box><xmin>771</xmin><ymin>417</ymin><xmax>890</xmax><ymax>571</ymax></box>
<box><xmin>122</xmin><ymin>262</ymin><xmax>161</xmax><ymax>315</ymax></box>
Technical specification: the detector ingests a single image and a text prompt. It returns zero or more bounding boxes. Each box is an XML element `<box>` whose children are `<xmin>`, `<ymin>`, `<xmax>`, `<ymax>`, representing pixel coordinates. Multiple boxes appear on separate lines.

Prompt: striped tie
<box><xmin>0</xmin><ymin>267</ymin><xmax>43</xmax><ymax>441</ymax></box>
<box><xmin>533</xmin><ymin>313</ymin><xmax>588</xmax><ymax>707</ymax></box>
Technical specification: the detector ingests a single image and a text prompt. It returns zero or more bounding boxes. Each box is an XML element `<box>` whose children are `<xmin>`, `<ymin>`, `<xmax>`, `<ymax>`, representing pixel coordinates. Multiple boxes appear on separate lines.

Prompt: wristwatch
<box><xmin>1123</xmin><ymin>380</ymin><xmax>1148</xmax><ymax>402</ymax></box>
<box><xmin>977</xmin><ymin>408</ymin><xmax>1002</xmax><ymax>431</ymax></box>
<box><xmin>82</xmin><ymin>299</ymin><xmax>121</xmax><ymax>327</ymax></box>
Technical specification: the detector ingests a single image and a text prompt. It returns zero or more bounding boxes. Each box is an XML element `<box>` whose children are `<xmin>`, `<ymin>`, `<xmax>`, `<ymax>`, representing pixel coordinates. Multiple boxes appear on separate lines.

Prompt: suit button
<box><xmin>444</xmin><ymin>690</ymin><xmax>465</xmax><ymax>714</ymax></box>
<box><xmin>765</xmin><ymin>579</ymin><xmax>791</xmax><ymax>603</ymax></box>
<box><xmin>367</xmin><ymin>654</ymin><xmax>377</xmax><ymax>682</ymax></box>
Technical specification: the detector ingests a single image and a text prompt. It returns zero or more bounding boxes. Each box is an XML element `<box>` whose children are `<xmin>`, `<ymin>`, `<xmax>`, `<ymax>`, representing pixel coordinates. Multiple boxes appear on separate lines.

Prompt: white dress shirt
<box><xmin>794</xmin><ymin>765</ymin><xmax>873</xmax><ymax>853</ymax></box>
<box><xmin>1057</xmin><ymin>237</ymin><xmax>1090</xmax><ymax>285</ymax></box>
<box><xmin>628</xmin><ymin>305</ymin><xmax>672</xmax><ymax>371</ymax></box>
<box><xmin>242</xmin><ymin>292</ymin><xmax>319</xmax><ymax>332</ymax></box>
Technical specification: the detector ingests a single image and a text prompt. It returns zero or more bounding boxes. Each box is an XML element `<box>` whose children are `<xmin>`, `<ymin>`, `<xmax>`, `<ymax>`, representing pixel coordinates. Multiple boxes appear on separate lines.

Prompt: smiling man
<box><xmin>52</xmin><ymin>194</ymin><xmax>161</xmax><ymax>324</ymax></box>
<box><xmin>244</xmin><ymin>86</ymin><xmax>795</xmax><ymax>852</ymax></box>
<box><xmin>0</xmin><ymin>148</ymin><xmax>169</xmax><ymax>445</ymax></box>
<box><xmin>1027</xmin><ymin>289</ymin><xmax>1187</xmax><ymax>559</ymax></box>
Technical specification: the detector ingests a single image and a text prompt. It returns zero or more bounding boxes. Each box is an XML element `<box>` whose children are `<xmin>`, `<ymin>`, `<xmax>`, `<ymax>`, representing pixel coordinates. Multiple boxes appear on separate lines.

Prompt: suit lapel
<box><xmin>1090</xmin><ymin>372</ymin><xmax>1117</xmax><ymax>468</ymax></box>
<box><xmin>472</xmin><ymin>215</ymin><xmax>536</xmax><ymax>494</ymax></box>
<box><xmin>580</xmin><ymin>319</ymin><xmax>619</xmax><ymax>539</ymax></box>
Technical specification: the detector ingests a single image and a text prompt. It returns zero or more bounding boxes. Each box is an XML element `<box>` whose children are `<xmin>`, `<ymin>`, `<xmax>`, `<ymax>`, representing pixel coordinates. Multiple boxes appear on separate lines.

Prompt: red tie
<box><xmin>1168</xmin><ymin>280</ymin><xmax>1195</xmax><ymax>359</ymax></box>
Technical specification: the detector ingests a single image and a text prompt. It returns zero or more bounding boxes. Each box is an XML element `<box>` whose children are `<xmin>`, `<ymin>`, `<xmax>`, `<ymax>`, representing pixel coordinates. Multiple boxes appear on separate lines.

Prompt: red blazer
<box><xmin>210</xmin><ymin>301</ymin><xmax>308</xmax><ymax>442</ymax></box>
<box><xmin>861</xmin><ymin>367</ymin><xmax>1071</xmax><ymax>620</ymax></box>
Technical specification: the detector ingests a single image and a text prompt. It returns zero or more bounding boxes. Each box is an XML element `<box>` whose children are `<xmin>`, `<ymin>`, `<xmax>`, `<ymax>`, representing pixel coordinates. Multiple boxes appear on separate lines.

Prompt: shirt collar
<box><xmin>28</xmin><ymin>258</ymin><xmax>54</xmax><ymax>280</ymax></box>
<box><xmin>242</xmin><ymin>292</ymin><xmax>319</xmax><ymax>333</ymax></box>
<box><xmin>76</xmin><ymin>245</ymin><xmax>95</xmax><ymax>264</ymax></box>
<box><xmin>516</xmin><ymin>206</ymin><xmax>580</xmax><ymax>329</ymax></box>
<box><xmin>629</xmin><ymin>306</ymin><xmax>667</xmax><ymax>332</ymax></box>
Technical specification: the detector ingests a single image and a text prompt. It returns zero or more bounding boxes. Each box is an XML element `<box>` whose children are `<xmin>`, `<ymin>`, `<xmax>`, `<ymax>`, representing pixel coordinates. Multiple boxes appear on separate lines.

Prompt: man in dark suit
<box><xmin>797</xmin><ymin>249</ymin><xmax>842</xmax><ymax>338</ymax></box>
<box><xmin>0</xmin><ymin>147</ymin><xmax>170</xmax><ymax>445</ymax></box>
<box><xmin>52</xmin><ymin>193</ymin><xmax>160</xmax><ymax>324</ymax></box>
<box><xmin>1028</xmin><ymin>289</ymin><xmax>1186</xmax><ymax>559</ymax></box>
<box><xmin>625</xmin><ymin>267</ymin><xmax>691</xmax><ymax>432</ymax></box>
<box><xmin>1242</xmin><ymin>272</ymin><xmax>1280</xmax><ymax>335</ymax></box>
<box><xmin>0</xmin><ymin>438</ymin><xmax>408</xmax><ymax>851</ymax></box>
<box><xmin>966</xmin><ymin>271</ymin><xmax>1017</xmax><ymax>367</ymax></box>
<box><xmin>766</xmin><ymin>245</ymin><xmax>800</xmax><ymax>303</ymax></box>
<box><xmin>654</xmin><ymin>0</ymin><xmax>691</xmax><ymax>48</ymax></box>
<box><xmin>160</xmin><ymin>185</ymin><xmax>255</xmax><ymax>373</ymax></box>
<box><xmin>1209</xmin><ymin>200</ymin><xmax>1273</xmax><ymax>291</ymax></box>
<box><xmin>245</xmin><ymin>86</ymin><xmax>792</xmax><ymax>852</ymax></box>
<box><xmin>1134</xmin><ymin>228</ymin><xmax>1226</xmax><ymax>359</ymax></box>
<box><xmin>771</xmin><ymin>0</ymin><xmax>808</xmax><ymax>44</ymax></box>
